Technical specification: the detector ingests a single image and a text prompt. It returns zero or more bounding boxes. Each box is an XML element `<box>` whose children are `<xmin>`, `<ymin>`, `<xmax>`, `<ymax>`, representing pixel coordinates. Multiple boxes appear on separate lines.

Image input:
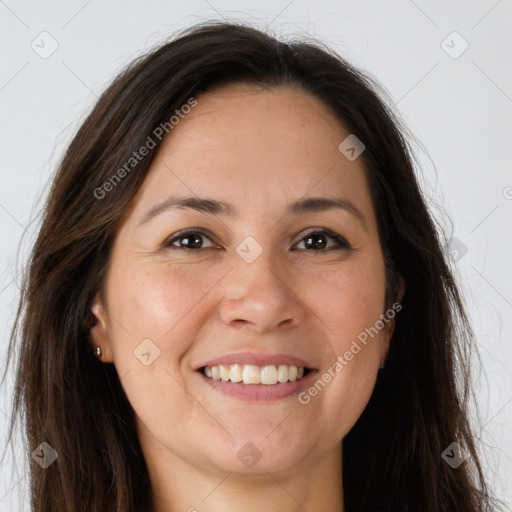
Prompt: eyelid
<box><xmin>295</xmin><ymin>226</ymin><xmax>342</xmax><ymax>242</ymax></box>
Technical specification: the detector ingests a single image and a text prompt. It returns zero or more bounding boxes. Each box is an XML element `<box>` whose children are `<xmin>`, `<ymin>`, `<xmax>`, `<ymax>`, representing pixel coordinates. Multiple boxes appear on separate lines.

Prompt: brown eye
<box><xmin>164</xmin><ymin>230</ymin><xmax>216</xmax><ymax>250</ymax></box>
<box><xmin>163</xmin><ymin>228</ymin><xmax>351</xmax><ymax>252</ymax></box>
<box><xmin>295</xmin><ymin>229</ymin><xmax>351</xmax><ymax>251</ymax></box>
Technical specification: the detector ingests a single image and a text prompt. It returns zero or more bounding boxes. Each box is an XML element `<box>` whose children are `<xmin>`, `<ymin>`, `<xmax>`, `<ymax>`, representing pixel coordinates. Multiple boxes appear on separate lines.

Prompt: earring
<box><xmin>95</xmin><ymin>346</ymin><xmax>102</xmax><ymax>360</ymax></box>
<box><xmin>379</xmin><ymin>361</ymin><xmax>385</xmax><ymax>370</ymax></box>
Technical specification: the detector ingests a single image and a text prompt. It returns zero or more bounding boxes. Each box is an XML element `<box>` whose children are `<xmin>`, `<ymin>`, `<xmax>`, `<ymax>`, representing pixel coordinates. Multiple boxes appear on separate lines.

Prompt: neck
<box><xmin>146</xmin><ymin>441</ymin><xmax>345</xmax><ymax>512</ymax></box>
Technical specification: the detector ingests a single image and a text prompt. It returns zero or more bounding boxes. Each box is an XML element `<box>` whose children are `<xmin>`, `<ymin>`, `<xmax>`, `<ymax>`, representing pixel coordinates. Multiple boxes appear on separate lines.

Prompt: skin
<box><xmin>90</xmin><ymin>82</ymin><xmax>404</xmax><ymax>512</ymax></box>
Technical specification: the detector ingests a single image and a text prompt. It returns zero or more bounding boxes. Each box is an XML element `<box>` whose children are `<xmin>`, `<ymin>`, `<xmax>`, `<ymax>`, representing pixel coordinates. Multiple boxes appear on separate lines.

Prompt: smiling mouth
<box><xmin>200</xmin><ymin>364</ymin><xmax>310</xmax><ymax>385</ymax></box>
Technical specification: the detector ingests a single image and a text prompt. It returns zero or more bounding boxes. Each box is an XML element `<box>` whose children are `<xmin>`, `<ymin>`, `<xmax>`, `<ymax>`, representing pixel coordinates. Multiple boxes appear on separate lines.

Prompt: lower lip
<box><xmin>197</xmin><ymin>370</ymin><xmax>318</xmax><ymax>402</ymax></box>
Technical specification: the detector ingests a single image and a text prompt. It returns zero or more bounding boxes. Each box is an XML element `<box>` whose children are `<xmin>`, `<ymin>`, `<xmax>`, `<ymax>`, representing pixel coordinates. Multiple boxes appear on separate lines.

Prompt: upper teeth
<box><xmin>203</xmin><ymin>364</ymin><xmax>306</xmax><ymax>385</ymax></box>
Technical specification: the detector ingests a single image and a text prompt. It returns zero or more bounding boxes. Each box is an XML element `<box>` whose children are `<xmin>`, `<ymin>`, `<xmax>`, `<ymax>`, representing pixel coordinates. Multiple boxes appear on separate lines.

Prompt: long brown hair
<box><xmin>2</xmin><ymin>20</ymin><xmax>505</xmax><ymax>511</ymax></box>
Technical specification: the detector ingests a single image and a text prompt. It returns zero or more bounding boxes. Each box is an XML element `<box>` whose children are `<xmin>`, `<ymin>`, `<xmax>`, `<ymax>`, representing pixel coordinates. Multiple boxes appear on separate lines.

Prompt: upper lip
<box><xmin>195</xmin><ymin>351</ymin><xmax>316</xmax><ymax>371</ymax></box>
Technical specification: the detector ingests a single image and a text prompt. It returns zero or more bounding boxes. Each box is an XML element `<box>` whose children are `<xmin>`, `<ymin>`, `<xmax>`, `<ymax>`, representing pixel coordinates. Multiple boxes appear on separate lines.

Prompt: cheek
<box><xmin>106</xmin><ymin>262</ymin><xmax>215</xmax><ymax>369</ymax></box>
<box><xmin>314</xmin><ymin>254</ymin><xmax>386</xmax><ymax>341</ymax></box>
<box><xmin>104</xmin><ymin>266</ymin><xmax>211</xmax><ymax>423</ymax></box>
<box><xmin>118</xmin><ymin>261</ymin><xmax>207</xmax><ymax>324</ymax></box>
<box><xmin>325</xmin><ymin>359</ymin><xmax>378</xmax><ymax>438</ymax></box>
<box><xmin>303</xmin><ymin>324</ymin><xmax>380</xmax><ymax>441</ymax></box>
<box><xmin>302</xmin><ymin>256</ymin><xmax>385</xmax><ymax>435</ymax></box>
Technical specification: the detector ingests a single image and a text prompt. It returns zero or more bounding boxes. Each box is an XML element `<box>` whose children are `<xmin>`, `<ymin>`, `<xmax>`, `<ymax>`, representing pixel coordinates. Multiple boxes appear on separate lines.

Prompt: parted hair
<box><xmin>2</xmin><ymin>20</ymin><xmax>504</xmax><ymax>512</ymax></box>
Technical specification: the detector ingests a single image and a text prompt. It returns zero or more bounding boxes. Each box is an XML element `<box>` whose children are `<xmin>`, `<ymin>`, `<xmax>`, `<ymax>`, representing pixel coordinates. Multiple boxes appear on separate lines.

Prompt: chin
<box><xmin>205</xmin><ymin>429</ymin><xmax>311</xmax><ymax>475</ymax></box>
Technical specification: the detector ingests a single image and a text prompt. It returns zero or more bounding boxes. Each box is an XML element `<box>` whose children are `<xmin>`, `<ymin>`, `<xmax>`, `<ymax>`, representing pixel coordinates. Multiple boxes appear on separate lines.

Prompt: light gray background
<box><xmin>1</xmin><ymin>1</ymin><xmax>511</xmax><ymax>510</ymax></box>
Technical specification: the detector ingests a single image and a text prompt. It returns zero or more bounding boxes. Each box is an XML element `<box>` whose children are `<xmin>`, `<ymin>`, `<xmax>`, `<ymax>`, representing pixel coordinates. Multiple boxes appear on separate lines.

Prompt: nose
<box><xmin>218</xmin><ymin>249</ymin><xmax>306</xmax><ymax>334</ymax></box>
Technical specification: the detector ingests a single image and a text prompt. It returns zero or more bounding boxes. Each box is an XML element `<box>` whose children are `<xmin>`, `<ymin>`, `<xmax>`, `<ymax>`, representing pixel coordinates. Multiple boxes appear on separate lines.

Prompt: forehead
<box><xmin>128</xmin><ymin>82</ymin><xmax>376</xmax><ymax>226</ymax></box>
<box><xmin>162</xmin><ymin>82</ymin><xmax>347</xmax><ymax>167</ymax></box>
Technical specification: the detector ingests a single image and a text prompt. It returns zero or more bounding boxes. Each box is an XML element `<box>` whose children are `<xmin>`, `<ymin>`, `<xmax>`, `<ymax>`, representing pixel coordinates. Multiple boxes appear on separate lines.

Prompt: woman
<box><xmin>2</xmin><ymin>20</ymin><xmax>504</xmax><ymax>512</ymax></box>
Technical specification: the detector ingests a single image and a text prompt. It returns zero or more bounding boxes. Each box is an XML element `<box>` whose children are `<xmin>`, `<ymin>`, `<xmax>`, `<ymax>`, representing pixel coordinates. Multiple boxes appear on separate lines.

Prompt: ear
<box><xmin>380</xmin><ymin>275</ymin><xmax>406</xmax><ymax>364</ymax></box>
<box><xmin>89</xmin><ymin>293</ymin><xmax>114</xmax><ymax>362</ymax></box>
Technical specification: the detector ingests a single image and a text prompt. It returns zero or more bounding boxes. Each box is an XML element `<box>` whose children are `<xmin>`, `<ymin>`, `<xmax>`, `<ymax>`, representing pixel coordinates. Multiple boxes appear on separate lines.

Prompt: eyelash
<box><xmin>163</xmin><ymin>228</ymin><xmax>352</xmax><ymax>252</ymax></box>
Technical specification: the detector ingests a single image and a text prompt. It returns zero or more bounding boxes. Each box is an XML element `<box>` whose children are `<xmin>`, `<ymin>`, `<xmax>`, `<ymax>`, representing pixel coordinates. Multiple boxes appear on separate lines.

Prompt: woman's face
<box><xmin>90</xmin><ymin>83</ymin><xmax>398</xmax><ymax>477</ymax></box>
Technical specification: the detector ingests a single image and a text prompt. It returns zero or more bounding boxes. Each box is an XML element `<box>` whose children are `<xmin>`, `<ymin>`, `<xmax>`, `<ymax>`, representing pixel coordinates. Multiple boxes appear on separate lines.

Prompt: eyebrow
<box><xmin>137</xmin><ymin>194</ymin><xmax>368</xmax><ymax>231</ymax></box>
